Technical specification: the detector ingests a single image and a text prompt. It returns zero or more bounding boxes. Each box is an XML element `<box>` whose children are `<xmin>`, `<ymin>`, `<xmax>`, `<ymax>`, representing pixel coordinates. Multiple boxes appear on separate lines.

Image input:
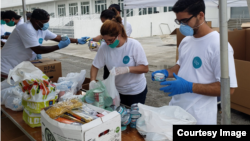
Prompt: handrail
<box><xmin>159</xmin><ymin>23</ymin><xmax>171</xmax><ymax>35</ymax></box>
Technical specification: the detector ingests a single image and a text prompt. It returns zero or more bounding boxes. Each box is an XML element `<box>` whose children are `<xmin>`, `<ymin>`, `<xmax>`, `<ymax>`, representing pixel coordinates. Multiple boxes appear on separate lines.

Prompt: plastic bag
<box><xmin>57</xmin><ymin>70</ymin><xmax>86</xmax><ymax>94</ymax></box>
<box><xmin>5</xmin><ymin>86</ymin><xmax>24</xmax><ymax>111</ymax></box>
<box><xmin>88</xmin><ymin>41</ymin><xmax>101</xmax><ymax>52</ymax></box>
<box><xmin>136</xmin><ymin>103</ymin><xmax>197</xmax><ymax>141</ymax></box>
<box><xmin>1</xmin><ymin>87</ymin><xmax>14</xmax><ymax>105</ymax></box>
<box><xmin>1</xmin><ymin>79</ymin><xmax>15</xmax><ymax>90</ymax></box>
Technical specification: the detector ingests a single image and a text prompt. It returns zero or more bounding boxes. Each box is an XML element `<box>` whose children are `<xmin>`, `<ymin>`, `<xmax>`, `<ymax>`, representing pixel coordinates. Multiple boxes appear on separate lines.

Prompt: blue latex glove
<box><xmin>58</xmin><ymin>37</ymin><xmax>71</xmax><ymax>49</ymax></box>
<box><xmin>4</xmin><ymin>32</ymin><xmax>11</xmax><ymax>36</ymax></box>
<box><xmin>78</xmin><ymin>36</ymin><xmax>91</xmax><ymax>44</ymax></box>
<box><xmin>151</xmin><ymin>69</ymin><xmax>169</xmax><ymax>81</ymax></box>
<box><xmin>36</xmin><ymin>54</ymin><xmax>42</xmax><ymax>60</ymax></box>
<box><xmin>160</xmin><ymin>73</ymin><xmax>193</xmax><ymax>96</ymax></box>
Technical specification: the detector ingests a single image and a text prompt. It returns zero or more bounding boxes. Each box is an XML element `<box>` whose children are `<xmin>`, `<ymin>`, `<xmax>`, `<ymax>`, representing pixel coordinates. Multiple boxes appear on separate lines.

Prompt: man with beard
<box><xmin>151</xmin><ymin>0</ymin><xmax>237</xmax><ymax>124</ymax></box>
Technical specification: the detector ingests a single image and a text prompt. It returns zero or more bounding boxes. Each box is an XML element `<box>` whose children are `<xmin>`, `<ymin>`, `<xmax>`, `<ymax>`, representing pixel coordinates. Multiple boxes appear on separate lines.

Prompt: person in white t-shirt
<box><xmin>152</xmin><ymin>0</ymin><xmax>237</xmax><ymax>124</ymax></box>
<box><xmin>91</xmin><ymin>15</ymin><xmax>148</xmax><ymax>106</ymax></box>
<box><xmin>1</xmin><ymin>11</ymin><xmax>7</xmax><ymax>47</ymax></box>
<box><xmin>1</xmin><ymin>9</ymin><xmax>89</xmax><ymax>80</ymax></box>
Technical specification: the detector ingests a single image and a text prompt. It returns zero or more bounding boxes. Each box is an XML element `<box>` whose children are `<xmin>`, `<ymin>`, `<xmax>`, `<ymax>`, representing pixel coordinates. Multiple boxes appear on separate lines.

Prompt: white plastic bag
<box><xmin>88</xmin><ymin>41</ymin><xmax>101</xmax><ymax>52</ymax></box>
<box><xmin>136</xmin><ymin>103</ymin><xmax>197</xmax><ymax>141</ymax></box>
<box><xmin>1</xmin><ymin>79</ymin><xmax>15</xmax><ymax>90</ymax></box>
<box><xmin>5</xmin><ymin>86</ymin><xmax>23</xmax><ymax>111</ymax></box>
<box><xmin>1</xmin><ymin>87</ymin><xmax>13</xmax><ymax>105</ymax></box>
<box><xmin>102</xmin><ymin>67</ymin><xmax>120</xmax><ymax>107</ymax></box>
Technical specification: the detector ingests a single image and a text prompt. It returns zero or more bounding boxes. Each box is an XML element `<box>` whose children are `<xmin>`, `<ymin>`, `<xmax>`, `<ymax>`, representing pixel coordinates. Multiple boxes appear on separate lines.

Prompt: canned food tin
<box><xmin>130</xmin><ymin>123</ymin><xmax>136</xmax><ymax>128</ymax></box>
<box><xmin>93</xmin><ymin>89</ymin><xmax>104</xmax><ymax>102</ymax></box>
<box><xmin>121</xmin><ymin>125</ymin><xmax>127</xmax><ymax>131</ymax></box>
<box><xmin>121</xmin><ymin>114</ymin><xmax>131</xmax><ymax>126</ymax></box>
<box><xmin>131</xmin><ymin>103</ymin><xmax>138</xmax><ymax>108</ymax></box>
<box><xmin>131</xmin><ymin>118</ymin><xmax>137</xmax><ymax>124</ymax></box>
<box><xmin>126</xmin><ymin>109</ymin><xmax>131</xmax><ymax>114</ymax></box>
<box><xmin>93</xmin><ymin>101</ymin><xmax>105</xmax><ymax>109</ymax></box>
<box><xmin>130</xmin><ymin>110</ymin><xmax>141</xmax><ymax>119</ymax></box>
<box><xmin>131</xmin><ymin>106</ymin><xmax>139</xmax><ymax>111</ymax></box>
<box><xmin>116</xmin><ymin>105</ymin><xmax>127</xmax><ymax>117</ymax></box>
<box><xmin>61</xmin><ymin>34</ymin><xmax>68</xmax><ymax>41</ymax></box>
<box><xmin>154</xmin><ymin>73</ymin><xmax>165</xmax><ymax>82</ymax></box>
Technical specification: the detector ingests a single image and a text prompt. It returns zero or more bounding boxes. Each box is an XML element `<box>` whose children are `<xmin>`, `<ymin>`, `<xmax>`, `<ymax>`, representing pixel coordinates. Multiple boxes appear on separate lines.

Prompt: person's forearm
<box><xmin>69</xmin><ymin>38</ymin><xmax>78</xmax><ymax>43</ymax></box>
<box><xmin>52</xmin><ymin>35</ymin><xmax>78</xmax><ymax>43</ymax></box>
<box><xmin>1</xmin><ymin>41</ymin><xmax>5</xmax><ymax>47</ymax></box>
<box><xmin>129</xmin><ymin>65</ymin><xmax>149</xmax><ymax>74</ymax></box>
<box><xmin>1</xmin><ymin>35</ymin><xmax>9</xmax><ymax>39</ymax></box>
<box><xmin>92</xmin><ymin>35</ymin><xmax>103</xmax><ymax>42</ymax></box>
<box><xmin>31</xmin><ymin>45</ymin><xmax>60</xmax><ymax>54</ymax></box>
<box><xmin>193</xmin><ymin>82</ymin><xmax>235</xmax><ymax>96</ymax></box>
<box><xmin>167</xmin><ymin>64</ymin><xmax>180</xmax><ymax>78</ymax></box>
<box><xmin>90</xmin><ymin>65</ymin><xmax>99</xmax><ymax>81</ymax></box>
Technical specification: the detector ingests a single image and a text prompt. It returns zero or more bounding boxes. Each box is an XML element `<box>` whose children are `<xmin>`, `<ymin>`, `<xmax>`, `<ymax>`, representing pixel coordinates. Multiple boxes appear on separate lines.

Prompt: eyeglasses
<box><xmin>175</xmin><ymin>15</ymin><xmax>194</xmax><ymax>25</ymax></box>
<box><xmin>104</xmin><ymin>35</ymin><xmax>118</xmax><ymax>45</ymax></box>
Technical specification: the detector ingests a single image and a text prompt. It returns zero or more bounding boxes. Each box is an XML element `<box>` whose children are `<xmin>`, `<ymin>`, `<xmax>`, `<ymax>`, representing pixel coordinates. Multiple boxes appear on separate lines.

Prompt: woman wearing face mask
<box><xmin>90</xmin><ymin>14</ymin><xmax>149</xmax><ymax>106</ymax></box>
<box><xmin>1</xmin><ymin>11</ymin><xmax>7</xmax><ymax>47</ymax></box>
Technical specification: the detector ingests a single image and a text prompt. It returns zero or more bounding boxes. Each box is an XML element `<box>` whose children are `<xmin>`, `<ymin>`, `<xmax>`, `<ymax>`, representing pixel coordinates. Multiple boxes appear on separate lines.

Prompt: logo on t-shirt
<box><xmin>38</xmin><ymin>38</ymin><xmax>43</xmax><ymax>44</ymax></box>
<box><xmin>123</xmin><ymin>56</ymin><xmax>130</xmax><ymax>64</ymax></box>
<box><xmin>193</xmin><ymin>57</ymin><xmax>202</xmax><ymax>69</ymax></box>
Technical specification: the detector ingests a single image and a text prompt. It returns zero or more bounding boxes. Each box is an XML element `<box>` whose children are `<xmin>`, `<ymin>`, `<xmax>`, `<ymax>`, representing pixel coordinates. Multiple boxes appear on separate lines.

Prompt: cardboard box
<box><xmin>31</xmin><ymin>58</ymin><xmax>62</xmax><ymax>82</ymax></box>
<box><xmin>241</xmin><ymin>22</ymin><xmax>250</xmax><ymax>29</ymax></box>
<box><xmin>41</xmin><ymin>104</ymin><xmax>121</xmax><ymax>141</ymax></box>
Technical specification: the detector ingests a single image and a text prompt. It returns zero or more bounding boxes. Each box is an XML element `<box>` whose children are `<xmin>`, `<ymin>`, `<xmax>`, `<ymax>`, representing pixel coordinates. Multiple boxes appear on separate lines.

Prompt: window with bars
<box><xmin>169</xmin><ymin>7</ymin><xmax>173</xmax><ymax>12</ymax></box>
<box><xmin>81</xmin><ymin>2</ymin><xmax>90</xmax><ymax>15</ymax></box>
<box><xmin>118</xmin><ymin>0</ymin><xmax>133</xmax><ymax>17</ymax></box>
<box><xmin>139</xmin><ymin>7</ymin><xmax>157</xmax><ymax>15</ymax></box>
<box><xmin>95</xmin><ymin>0</ymin><xmax>106</xmax><ymax>14</ymax></box>
<box><xmin>164</xmin><ymin>7</ymin><xmax>168</xmax><ymax>12</ymax></box>
<box><xmin>69</xmin><ymin>3</ymin><xmax>78</xmax><ymax>16</ymax></box>
<box><xmin>58</xmin><ymin>4</ymin><xmax>66</xmax><ymax>16</ymax></box>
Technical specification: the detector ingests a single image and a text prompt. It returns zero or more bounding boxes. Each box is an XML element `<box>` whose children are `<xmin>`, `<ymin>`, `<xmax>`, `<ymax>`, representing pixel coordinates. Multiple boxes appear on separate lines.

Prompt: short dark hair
<box><xmin>108</xmin><ymin>4</ymin><xmax>121</xmax><ymax>12</ymax></box>
<box><xmin>172</xmin><ymin>0</ymin><xmax>205</xmax><ymax>16</ymax></box>
<box><xmin>100</xmin><ymin>8</ymin><xmax>118</xmax><ymax>20</ymax></box>
<box><xmin>1</xmin><ymin>11</ymin><xmax>5</xmax><ymax>19</ymax></box>
<box><xmin>31</xmin><ymin>9</ymin><xmax>50</xmax><ymax>20</ymax></box>
<box><xmin>2</xmin><ymin>10</ymin><xmax>21</xmax><ymax>20</ymax></box>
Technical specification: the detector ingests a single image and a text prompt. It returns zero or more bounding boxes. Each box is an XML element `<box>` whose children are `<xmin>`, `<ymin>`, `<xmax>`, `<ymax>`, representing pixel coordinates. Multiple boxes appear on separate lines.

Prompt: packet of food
<box><xmin>68</xmin><ymin>110</ymin><xmax>94</xmax><ymax>123</ymax></box>
<box><xmin>61</xmin><ymin>114</ymin><xmax>86</xmax><ymax>124</ymax></box>
<box><xmin>55</xmin><ymin>117</ymin><xmax>83</xmax><ymax>126</ymax></box>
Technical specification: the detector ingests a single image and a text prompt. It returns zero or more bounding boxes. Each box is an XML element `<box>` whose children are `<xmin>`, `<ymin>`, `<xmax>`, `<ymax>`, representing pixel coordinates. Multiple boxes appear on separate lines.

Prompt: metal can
<box><xmin>126</xmin><ymin>109</ymin><xmax>131</xmax><ymax>114</ymax></box>
<box><xmin>116</xmin><ymin>105</ymin><xmax>126</xmax><ymax>117</ymax></box>
<box><xmin>61</xmin><ymin>34</ymin><xmax>68</xmax><ymax>41</ymax></box>
<box><xmin>93</xmin><ymin>101</ymin><xmax>105</xmax><ymax>109</ymax></box>
<box><xmin>93</xmin><ymin>89</ymin><xmax>104</xmax><ymax>102</ymax></box>
<box><xmin>131</xmin><ymin>106</ymin><xmax>139</xmax><ymax>111</ymax></box>
<box><xmin>154</xmin><ymin>73</ymin><xmax>165</xmax><ymax>82</ymax></box>
<box><xmin>121</xmin><ymin>114</ymin><xmax>131</xmax><ymax>126</ymax></box>
<box><xmin>131</xmin><ymin>118</ymin><xmax>137</xmax><ymax>124</ymax></box>
<box><xmin>130</xmin><ymin>123</ymin><xmax>136</xmax><ymax>128</ymax></box>
<box><xmin>130</xmin><ymin>110</ymin><xmax>141</xmax><ymax>119</ymax></box>
<box><xmin>131</xmin><ymin>103</ymin><xmax>138</xmax><ymax>108</ymax></box>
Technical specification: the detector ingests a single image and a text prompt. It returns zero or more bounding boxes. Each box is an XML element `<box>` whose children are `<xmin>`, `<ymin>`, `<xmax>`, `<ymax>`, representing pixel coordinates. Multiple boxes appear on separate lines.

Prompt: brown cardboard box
<box><xmin>31</xmin><ymin>58</ymin><xmax>62</xmax><ymax>82</ymax></box>
<box><xmin>241</xmin><ymin>22</ymin><xmax>250</xmax><ymax>29</ymax></box>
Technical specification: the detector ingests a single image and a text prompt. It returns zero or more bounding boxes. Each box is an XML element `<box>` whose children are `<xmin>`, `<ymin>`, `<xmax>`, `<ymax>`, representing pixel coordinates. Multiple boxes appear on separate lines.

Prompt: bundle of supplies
<box><xmin>82</xmin><ymin>68</ymin><xmax>120</xmax><ymax>110</ymax></box>
<box><xmin>55</xmin><ymin>70</ymin><xmax>86</xmax><ymax>100</ymax></box>
<box><xmin>116</xmin><ymin>104</ymin><xmax>141</xmax><ymax>131</ymax></box>
<box><xmin>88</xmin><ymin>40</ymin><xmax>101</xmax><ymax>52</ymax></box>
<box><xmin>45</xmin><ymin>99</ymin><xmax>108</xmax><ymax>126</ymax></box>
<box><xmin>7</xmin><ymin>61</ymin><xmax>58</xmax><ymax>128</ymax></box>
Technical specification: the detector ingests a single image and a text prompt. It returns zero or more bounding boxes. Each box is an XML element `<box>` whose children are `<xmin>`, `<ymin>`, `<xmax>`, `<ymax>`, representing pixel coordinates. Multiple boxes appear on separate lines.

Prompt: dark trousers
<box><xmin>103</xmin><ymin>65</ymin><xmax>110</xmax><ymax>80</ymax></box>
<box><xmin>119</xmin><ymin>86</ymin><xmax>148</xmax><ymax>107</ymax></box>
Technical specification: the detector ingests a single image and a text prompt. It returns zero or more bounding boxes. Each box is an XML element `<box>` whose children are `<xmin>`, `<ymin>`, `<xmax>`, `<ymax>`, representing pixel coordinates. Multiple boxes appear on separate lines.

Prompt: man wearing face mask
<box><xmin>1</xmin><ymin>9</ymin><xmax>89</xmax><ymax>79</ymax></box>
<box><xmin>1</xmin><ymin>11</ymin><xmax>7</xmax><ymax>47</ymax></box>
<box><xmin>151</xmin><ymin>0</ymin><xmax>237</xmax><ymax>124</ymax></box>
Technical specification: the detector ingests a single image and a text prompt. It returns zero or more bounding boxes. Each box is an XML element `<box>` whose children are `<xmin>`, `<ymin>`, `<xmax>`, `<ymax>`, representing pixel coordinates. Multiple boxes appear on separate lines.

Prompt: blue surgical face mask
<box><xmin>179</xmin><ymin>21</ymin><xmax>205</xmax><ymax>36</ymax></box>
<box><xmin>41</xmin><ymin>22</ymin><xmax>49</xmax><ymax>31</ymax></box>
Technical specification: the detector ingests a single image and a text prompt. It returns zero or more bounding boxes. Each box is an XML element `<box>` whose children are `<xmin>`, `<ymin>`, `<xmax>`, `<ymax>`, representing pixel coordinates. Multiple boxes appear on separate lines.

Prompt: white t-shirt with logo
<box><xmin>170</xmin><ymin>31</ymin><xmax>238</xmax><ymax>124</ymax></box>
<box><xmin>1</xmin><ymin>21</ymin><xmax>57</xmax><ymax>74</ymax></box>
<box><xmin>1</xmin><ymin>24</ymin><xmax>7</xmax><ymax>42</ymax></box>
<box><xmin>122</xmin><ymin>19</ymin><xmax>132</xmax><ymax>37</ymax></box>
<box><xmin>93</xmin><ymin>38</ymin><xmax>148</xmax><ymax>95</ymax></box>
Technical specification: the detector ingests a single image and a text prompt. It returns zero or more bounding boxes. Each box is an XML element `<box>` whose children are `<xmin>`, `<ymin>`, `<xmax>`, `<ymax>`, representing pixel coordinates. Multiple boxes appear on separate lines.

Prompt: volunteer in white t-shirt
<box><xmin>91</xmin><ymin>15</ymin><xmax>149</xmax><ymax>106</ymax></box>
<box><xmin>1</xmin><ymin>9</ymin><xmax>89</xmax><ymax>79</ymax></box>
<box><xmin>1</xmin><ymin>11</ymin><xmax>7</xmax><ymax>47</ymax></box>
<box><xmin>152</xmin><ymin>0</ymin><xmax>237</xmax><ymax>124</ymax></box>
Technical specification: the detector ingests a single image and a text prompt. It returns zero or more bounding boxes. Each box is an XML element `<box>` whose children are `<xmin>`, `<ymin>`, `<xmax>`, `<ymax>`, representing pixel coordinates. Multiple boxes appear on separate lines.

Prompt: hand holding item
<box><xmin>78</xmin><ymin>36</ymin><xmax>92</xmax><ymax>44</ymax></box>
<box><xmin>151</xmin><ymin>69</ymin><xmax>169</xmax><ymax>81</ymax></box>
<box><xmin>58</xmin><ymin>37</ymin><xmax>71</xmax><ymax>49</ymax></box>
<box><xmin>160</xmin><ymin>73</ymin><xmax>193</xmax><ymax>96</ymax></box>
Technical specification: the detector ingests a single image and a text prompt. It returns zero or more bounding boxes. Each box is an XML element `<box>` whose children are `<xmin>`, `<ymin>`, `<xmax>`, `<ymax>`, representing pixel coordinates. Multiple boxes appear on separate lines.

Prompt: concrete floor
<box><xmin>41</xmin><ymin>35</ymin><xmax>250</xmax><ymax>125</ymax></box>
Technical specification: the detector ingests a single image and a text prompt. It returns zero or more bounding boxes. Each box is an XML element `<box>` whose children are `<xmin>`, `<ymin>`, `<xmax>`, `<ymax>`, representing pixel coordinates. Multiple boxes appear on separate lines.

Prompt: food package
<box><xmin>55</xmin><ymin>117</ymin><xmax>83</xmax><ymax>126</ymax></box>
<box><xmin>6</xmin><ymin>61</ymin><xmax>58</xmax><ymax>113</ymax></box>
<box><xmin>45</xmin><ymin>98</ymin><xmax>83</xmax><ymax>119</ymax></box>
<box><xmin>67</xmin><ymin>110</ymin><xmax>94</xmax><ymax>123</ymax></box>
<box><xmin>23</xmin><ymin>108</ymin><xmax>41</xmax><ymax>128</ymax></box>
<box><xmin>1</xmin><ymin>87</ymin><xmax>14</xmax><ymax>105</ymax></box>
<box><xmin>88</xmin><ymin>40</ymin><xmax>101</xmax><ymax>52</ymax></box>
